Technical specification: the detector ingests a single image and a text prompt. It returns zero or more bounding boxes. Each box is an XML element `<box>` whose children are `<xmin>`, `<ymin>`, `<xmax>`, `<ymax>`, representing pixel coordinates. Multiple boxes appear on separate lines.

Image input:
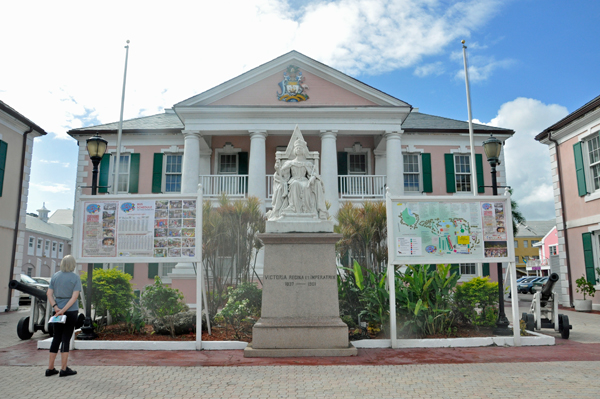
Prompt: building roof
<box><xmin>68</xmin><ymin>109</ymin><xmax>513</xmax><ymax>136</ymax></box>
<box><xmin>535</xmin><ymin>94</ymin><xmax>600</xmax><ymax>141</ymax></box>
<box><xmin>516</xmin><ymin>220</ymin><xmax>556</xmax><ymax>238</ymax></box>
<box><xmin>0</xmin><ymin>100</ymin><xmax>47</xmax><ymax>135</ymax></box>
<box><xmin>26</xmin><ymin>215</ymin><xmax>72</xmax><ymax>241</ymax></box>
<box><xmin>48</xmin><ymin>209</ymin><xmax>74</xmax><ymax>227</ymax></box>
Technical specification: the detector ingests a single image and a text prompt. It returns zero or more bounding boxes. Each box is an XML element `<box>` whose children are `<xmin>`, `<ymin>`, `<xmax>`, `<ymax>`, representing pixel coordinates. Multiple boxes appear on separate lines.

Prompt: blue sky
<box><xmin>2</xmin><ymin>0</ymin><xmax>599</xmax><ymax>221</ymax></box>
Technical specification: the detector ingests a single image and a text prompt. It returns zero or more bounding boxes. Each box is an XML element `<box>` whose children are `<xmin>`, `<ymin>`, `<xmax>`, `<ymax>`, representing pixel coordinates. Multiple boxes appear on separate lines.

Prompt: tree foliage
<box><xmin>141</xmin><ymin>276</ymin><xmax>188</xmax><ymax>337</ymax></box>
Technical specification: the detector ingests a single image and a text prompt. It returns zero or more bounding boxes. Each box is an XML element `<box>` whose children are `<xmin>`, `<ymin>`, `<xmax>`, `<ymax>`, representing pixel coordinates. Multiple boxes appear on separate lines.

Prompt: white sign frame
<box><xmin>73</xmin><ymin>186</ymin><xmax>203</xmax><ymax>264</ymax></box>
<box><xmin>386</xmin><ymin>193</ymin><xmax>515</xmax><ymax>265</ymax></box>
<box><xmin>385</xmin><ymin>190</ymin><xmax>521</xmax><ymax>348</ymax></box>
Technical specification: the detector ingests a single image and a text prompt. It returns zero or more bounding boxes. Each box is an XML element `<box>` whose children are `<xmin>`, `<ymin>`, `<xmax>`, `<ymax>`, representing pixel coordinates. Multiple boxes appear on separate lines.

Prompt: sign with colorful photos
<box><xmin>386</xmin><ymin>194</ymin><xmax>515</xmax><ymax>265</ymax></box>
<box><xmin>73</xmin><ymin>193</ymin><xmax>202</xmax><ymax>263</ymax></box>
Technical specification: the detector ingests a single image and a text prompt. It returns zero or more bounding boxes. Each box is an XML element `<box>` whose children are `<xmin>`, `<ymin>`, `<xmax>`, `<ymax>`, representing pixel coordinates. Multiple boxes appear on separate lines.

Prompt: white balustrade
<box><xmin>200</xmin><ymin>175</ymin><xmax>248</xmax><ymax>198</ymax></box>
<box><xmin>266</xmin><ymin>175</ymin><xmax>274</xmax><ymax>198</ymax></box>
<box><xmin>338</xmin><ymin>175</ymin><xmax>387</xmax><ymax>199</ymax></box>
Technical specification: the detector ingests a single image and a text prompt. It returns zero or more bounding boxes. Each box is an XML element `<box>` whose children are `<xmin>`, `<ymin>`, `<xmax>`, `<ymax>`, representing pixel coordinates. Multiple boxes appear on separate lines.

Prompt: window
<box><xmin>28</xmin><ymin>237</ymin><xmax>35</xmax><ymax>256</ymax></box>
<box><xmin>160</xmin><ymin>263</ymin><xmax>176</xmax><ymax>277</ymax></box>
<box><xmin>52</xmin><ymin>242</ymin><xmax>57</xmax><ymax>258</ymax></box>
<box><xmin>403</xmin><ymin>154</ymin><xmax>420</xmax><ymax>192</ymax></box>
<box><xmin>454</xmin><ymin>155</ymin><xmax>471</xmax><ymax>192</ymax></box>
<box><xmin>58</xmin><ymin>243</ymin><xmax>64</xmax><ymax>258</ymax></box>
<box><xmin>460</xmin><ymin>263</ymin><xmax>476</xmax><ymax>275</ymax></box>
<box><xmin>219</xmin><ymin>154</ymin><xmax>238</xmax><ymax>174</ymax></box>
<box><xmin>111</xmin><ymin>154</ymin><xmax>131</xmax><ymax>193</ymax></box>
<box><xmin>514</xmin><ymin>240</ymin><xmax>518</xmax><ymax>248</ymax></box>
<box><xmin>531</xmin><ymin>240</ymin><xmax>539</xmax><ymax>246</ymax></box>
<box><xmin>164</xmin><ymin>154</ymin><xmax>182</xmax><ymax>193</ymax></box>
<box><xmin>587</xmin><ymin>134</ymin><xmax>600</xmax><ymax>191</ymax></box>
<box><xmin>515</xmin><ymin>256</ymin><xmax>519</xmax><ymax>263</ymax></box>
<box><xmin>523</xmin><ymin>240</ymin><xmax>528</xmax><ymax>248</ymax></box>
<box><xmin>549</xmin><ymin>245</ymin><xmax>558</xmax><ymax>256</ymax></box>
<box><xmin>348</xmin><ymin>153</ymin><xmax>367</xmax><ymax>175</ymax></box>
<box><xmin>44</xmin><ymin>240</ymin><xmax>50</xmax><ymax>256</ymax></box>
<box><xmin>0</xmin><ymin>139</ymin><xmax>7</xmax><ymax>197</ymax></box>
<box><xmin>36</xmin><ymin>238</ymin><xmax>43</xmax><ymax>256</ymax></box>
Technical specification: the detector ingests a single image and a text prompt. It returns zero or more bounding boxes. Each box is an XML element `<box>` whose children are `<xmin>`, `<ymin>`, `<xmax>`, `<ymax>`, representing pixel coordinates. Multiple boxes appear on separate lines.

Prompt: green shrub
<box><xmin>81</xmin><ymin>268</ymin><xmax>134</xmax><ymax>331</ymax></box>
<box><xmin>453</xmin><ymin>277</ymin><xmax>498</xmax><ymax>327</ymax></box>
<box><xmin>216</xmin><ymin>283</ymin><xmax>262</xmax><ymax>339</ymax></box>
<box><xmin>124</xmin><ymin>303</ymin><xmax>146</xmax><ymax>334</ymax></box>
<box><xmin>141</xmin><ymin>276</ymin><xmax>188</xmax><ymax>337</ymax></box>
<box><xmin>395</xmin><ymin>264</ymin><xmax>459</xmax><ymax>338</ymax></box>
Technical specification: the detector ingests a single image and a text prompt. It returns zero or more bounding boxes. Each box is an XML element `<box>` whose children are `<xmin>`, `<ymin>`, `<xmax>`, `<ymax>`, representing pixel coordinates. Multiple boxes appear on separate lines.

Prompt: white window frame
<box><xmin>58</xmin><ymin>243</ymin><xmax>64</xmax><ymax>259</ymax></box>
<box><xmin>578</xmin><ymin>131</ymin><xmax>600</xmax><ymax>202</ymax></box>
<box><xmin>523</xmin><ymin>240</ymin><xmax>528</xmax><ymax>248</ymax></box>
<box><xmin>36</xmin><ymin>238</ymin><xmax>43</xmax><ymax>257</ymax></box>
<box><xmin>214</xmin><ymin>143</ymin><xmax>241</xmax><ymax>175</ymax></box>
<box><xmin>51</xmin><ymin>241</ymin><xmax>57</xmax><ymax>258</ymax></box>
<box><xmin>403</xmin><ymin>153</ymin><xmax>422</xmax><ymax>193</ymax></box>
<box><xmin>44</xmin><ymin>240</ymin><xmax>50</xmax><ymax>257</ymax></box>
<box><xmin>159</xmin><ymin>262</ymin><xmax>177</xmax><ymax>283</ymax></box>
<box><xmin>454</xmin><ymin>154</ymin><xmax>472</xmax><ymax>193</ymax></box>
<box><xmin>28</xmin><ymin>237</ymin><xmax>35</xmax><ymax>256</ymax></box>
<box><xmin>515</xmin><ymin>256</ymin><xmax>519</xmax><ymax>263</ymax></box>
<box><xmin>344</xmin><ymin>143</ymin><xmax>372</xmax><ymax>175</ymax></box>
<box><xmin>549</xmin><ymin>245</ymin><xmax>558</xmax><ymax>256</ymax></box>
<box><xmin>162</xmin><ymin>153</ymin><xmax>183</xmax><ymax>193</ymax></box>
<box><xmin>514</xmin><ymin>240</ymin><xmax>518</xmax><ymax>248</ymax></box>
<box><xmin>108</xmin><ymin>152</ymin><xmax>132</xmax><ymax>194</ymax></box>
<box><xmin>458</xmin><ymin>263</ymin><xmax>480</xmax><ymax>282</ymax></box>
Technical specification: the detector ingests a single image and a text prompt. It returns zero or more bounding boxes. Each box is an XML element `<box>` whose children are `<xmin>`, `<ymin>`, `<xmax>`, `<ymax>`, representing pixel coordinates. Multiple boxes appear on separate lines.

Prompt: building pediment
<box><xmin>175</xmin><ymin>51</ymin><xmax>411</xmax><ymax>108</ymax></box>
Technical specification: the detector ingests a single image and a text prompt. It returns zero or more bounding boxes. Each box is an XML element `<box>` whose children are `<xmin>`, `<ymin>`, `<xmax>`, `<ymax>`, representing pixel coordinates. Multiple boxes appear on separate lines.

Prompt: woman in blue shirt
<box><xmin>46</xmin><ymin>255</ymin><xmax>81</xmax><ymax>377</ymax></box>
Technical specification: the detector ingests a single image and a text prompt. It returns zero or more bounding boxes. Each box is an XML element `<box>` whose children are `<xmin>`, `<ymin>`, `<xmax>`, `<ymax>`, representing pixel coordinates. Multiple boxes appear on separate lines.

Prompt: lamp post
<box><xmin>77</xmin><ymin>135</ymin><xmax>108</xmax><ymax>340</ymax></box>
<box><xmin>483</xmin><ymin>134</ymin><xmax>511</xmax><ymax>336</ymax></box>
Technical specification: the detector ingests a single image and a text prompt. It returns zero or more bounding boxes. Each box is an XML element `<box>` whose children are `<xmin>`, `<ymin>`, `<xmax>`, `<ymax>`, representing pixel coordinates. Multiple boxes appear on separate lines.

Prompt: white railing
<box><xmin>200</xmin><ymin>175</ymin><xmax>248</xmax><ymax>198</ymax></box>
<box><xmin>338</xmin><ymin>175</ymin><xmax>386</xmax><ymax>199</ymax></box>
<box><xmin>266</xmin><ymin>175</ymin><xmax>274</xmax><ymax>199</ymax></box>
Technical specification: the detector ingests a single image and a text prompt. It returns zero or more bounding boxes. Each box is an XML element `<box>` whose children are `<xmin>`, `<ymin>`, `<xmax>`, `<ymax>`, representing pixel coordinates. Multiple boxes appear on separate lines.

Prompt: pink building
<box><xmin>536</xmin><ymin>94</ymin><xmax>600</xmax><ymax>309</ymax></box>
<box><xmin>68</xmin><ymin>51</ymin><xmax>514</xmax><ymax>304</ymax></box>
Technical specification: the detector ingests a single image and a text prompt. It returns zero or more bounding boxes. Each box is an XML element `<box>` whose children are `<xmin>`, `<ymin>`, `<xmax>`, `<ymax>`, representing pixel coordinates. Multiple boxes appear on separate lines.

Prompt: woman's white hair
<box><xmin>60</xmin><ymin>255</ymin><xmax>77</xmax><ymax>273</ymax></box>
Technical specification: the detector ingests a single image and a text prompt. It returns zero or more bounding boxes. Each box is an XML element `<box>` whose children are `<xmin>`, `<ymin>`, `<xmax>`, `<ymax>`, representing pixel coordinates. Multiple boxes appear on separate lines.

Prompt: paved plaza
<box><xmin>1</xmin><ymin>296</ymin><xmax>600</xmax><ymax>398</ymax></box>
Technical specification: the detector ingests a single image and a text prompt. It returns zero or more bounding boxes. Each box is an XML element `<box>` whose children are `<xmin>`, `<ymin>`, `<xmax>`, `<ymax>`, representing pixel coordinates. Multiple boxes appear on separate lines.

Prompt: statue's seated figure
<box><xmin>267</xmin><ymin>137</ymin><xmax>328</xmax><ymax>221</ymax></box>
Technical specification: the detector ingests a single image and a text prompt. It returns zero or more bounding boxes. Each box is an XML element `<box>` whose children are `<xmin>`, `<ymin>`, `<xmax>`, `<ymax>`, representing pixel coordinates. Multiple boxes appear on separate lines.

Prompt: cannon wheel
<box><xmin>76</xmin><ymin>313</ymin><xmax>86</xmax><ymax>329</ymax></box>
<box><xmin>17</xmin><ymin>317</ymin><xmax>33</xmax><ymax>340</ymax></box>
<box><xmin>559</xmin><ymin>314</ymin><xmax>570</xmax><ymax>339</ymax></box>
<box><xmin>526</xmin><ymin>313</ymin><xmax>535</xmax><ymax>331</ymax></box>
<box><xmin>521</xmin><ymin>313</ymin><xmax>528</xmax><ymax>323</ymax></box>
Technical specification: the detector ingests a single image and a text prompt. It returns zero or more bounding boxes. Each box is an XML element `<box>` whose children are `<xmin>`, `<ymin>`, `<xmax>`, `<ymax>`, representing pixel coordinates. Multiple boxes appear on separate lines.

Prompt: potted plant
<box><xmin>574</xmin><ymin>275</ymin><xmax>596</xmax><ymax>312</ymax></box>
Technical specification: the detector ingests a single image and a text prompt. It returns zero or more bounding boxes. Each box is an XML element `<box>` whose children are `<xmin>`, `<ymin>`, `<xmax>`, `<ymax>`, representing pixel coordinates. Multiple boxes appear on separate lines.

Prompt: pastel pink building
<box><xmin>68</xmin><ymin>51</ymin><xmax>514</xmax><ymax>304</ymax></box>
<box><xmin>536</xmin><ymin>94</ymin><xmax>600</xmax><ymax>309</ymax></box>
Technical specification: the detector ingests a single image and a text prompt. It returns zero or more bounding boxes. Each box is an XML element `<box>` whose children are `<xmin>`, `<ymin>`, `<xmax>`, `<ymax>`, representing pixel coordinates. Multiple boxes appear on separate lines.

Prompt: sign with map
<box><xmin>387</xmin><ymin>195</ymin><xmax>514</xmax><ymax>265</ymax></box>
<box><xmin>73</xmin><ymin>192</ymin><xmax>202</xmax><ymax>263</ymax></box>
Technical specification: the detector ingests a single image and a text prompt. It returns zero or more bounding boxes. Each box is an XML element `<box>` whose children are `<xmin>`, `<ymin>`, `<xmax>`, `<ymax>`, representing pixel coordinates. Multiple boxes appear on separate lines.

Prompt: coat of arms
<box><xmin>277</xmin><ymin>65</ymin><xmax>309</xmax><ymax>102</ymax></box>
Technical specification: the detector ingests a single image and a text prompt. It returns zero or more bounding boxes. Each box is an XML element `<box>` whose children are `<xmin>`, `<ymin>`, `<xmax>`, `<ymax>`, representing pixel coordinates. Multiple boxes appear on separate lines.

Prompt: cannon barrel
<box><xmin>8</xmin><ymin>280</ymin><xmax>48</xmax><ymax>302</ymax></box>
<box><xmin>541</xmin><ymin>273</ymin><xmax>560</xmax><ymax>302</ymax></box>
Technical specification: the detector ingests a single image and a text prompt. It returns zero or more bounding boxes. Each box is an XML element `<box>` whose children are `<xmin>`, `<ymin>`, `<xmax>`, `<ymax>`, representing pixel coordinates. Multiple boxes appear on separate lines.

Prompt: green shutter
<box><xmin>152</xmin><ymin>153</ymin><xmax>163</xmax><ymax>193</ymax></box>
<box><xmin>476</xmin><ymin>154</ymin><xmax>485</xmax><ymax>193</ymax></box>
<box><xmin>582</xmin><ymin>233</ymin><xmax>597</xmax><ymax>283</ymax></box>
<box><xmin>93</xmin><ymin>263</ymin><xmax>104</xmax><ymax>270</ymax></box>
<box><xmin>124</xmin><ymin>263</ymin><xmax>134</xmax><ymax>278</ymax></box>
<box><xmin>421</xmin><ymin>153</ymin><xmax>432</xmax><ymax>193</ymax></box>
<box><xmin>573</xmin><ymin>142</ymin><xmax>587</xmax><ymax>196</ymax></box>
<box><xmin>482</xmin><ymin>263</ymin><xmax>490</xmax><ymax>277</ymax></box>
<box><xmin>148</xmin><ymin>263</ymin><xmax>159</xmax><ymax>279</ymax></box>
<box><xmin>444</xmin><ymin>154</ymin><xmax>456</xmax><ymax>193</ymax></box>
<box><xmin>128</xmin><ymin>153</ymin><xmax>140</xmax><ymax>193</ymax></box>
<box><xmin>450</xmin><ymin>264</ymin><xmax>459</xmax><ymax>276</ymax></box>
<box><xmin>0</xmin><ymin>140</ymin><xmax>7</xmax><ymax>197</ymax></box>
<box><xmin>337</xmin><ymin>152</ymin><xmax>348</xmax><ymax>192</ymax></box>
<box><xmin>98</xmin><ymin>154</ymin><xmax>111</xmax><ymax>194</ymax></box>
<box><xmin>238</xmin><ymin>152</ymin><xmax>249</xmax><ymax>193</ymax></box>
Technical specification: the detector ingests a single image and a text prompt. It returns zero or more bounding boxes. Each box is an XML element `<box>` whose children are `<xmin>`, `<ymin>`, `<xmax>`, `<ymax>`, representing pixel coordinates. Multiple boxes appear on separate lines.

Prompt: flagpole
<box><xmin>113</xmin><ymin>40</ymin><xmax>130</xmax><ymax>194</ymax></box>
<box><xmin>462</xmin><ymin>40</ymin><xmax>478</xmax><ymax>197</ymax></box>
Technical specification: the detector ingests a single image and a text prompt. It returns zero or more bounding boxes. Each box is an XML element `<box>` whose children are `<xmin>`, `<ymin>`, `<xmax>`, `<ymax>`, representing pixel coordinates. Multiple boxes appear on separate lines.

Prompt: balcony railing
<box><xmin>338</xmin><ymin>175</ymin><xmax>386</xmax><ymax>199</ymax></box>
<box><xmin>200</xmin><ymin>175</ymin><xmax>248</xmax><ymax>198</ymax></box>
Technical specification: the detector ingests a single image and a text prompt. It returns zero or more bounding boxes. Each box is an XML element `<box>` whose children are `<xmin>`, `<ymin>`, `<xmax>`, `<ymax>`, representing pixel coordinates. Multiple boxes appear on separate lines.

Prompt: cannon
<box><xmin>9</xmin><ymin>279</ymin><xmax>53</xmax><ymax>340</ymax></box>
<box><xmin>521</xmin><ymin>273</ymin><xmax>572</xmax><ymax>339</ymax></box>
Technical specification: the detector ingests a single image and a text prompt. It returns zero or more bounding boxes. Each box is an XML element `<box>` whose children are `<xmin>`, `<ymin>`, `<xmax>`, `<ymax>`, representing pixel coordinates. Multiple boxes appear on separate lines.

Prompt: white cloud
<box><xmin>39</xmin><ymin>160</ymin><xmax>70</xmax><ymax>167</ymax></box>
<box><xmin>0</xmin><ymin>0</ymin><xmax>504</xmax><ymax>139</ymax></box>
<box><xmin>30</xmin><ymin>183</ymin><xmax>72</xmax><ymax>194</ymax></box>
<box><xmin>477</xmin><ymin>97</ymin><xmax>569</xmax><ymax>220</ymax></box>
<box><xmin>414</xmin><ymin>62</ymin><xmax>445</xmax><ymax>77</ymax></box>
<box><xmin>454</xmin><ymin>56</ymin><xmax>515</xmax><ymax>83</ymax></box>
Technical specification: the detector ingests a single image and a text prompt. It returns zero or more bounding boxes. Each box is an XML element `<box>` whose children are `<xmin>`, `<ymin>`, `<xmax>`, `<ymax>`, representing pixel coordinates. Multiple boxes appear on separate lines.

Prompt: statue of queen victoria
<box><xmin>267</xmin><ymin>129</ymin><xmax>328</xmax><ymax>222</ymax></box>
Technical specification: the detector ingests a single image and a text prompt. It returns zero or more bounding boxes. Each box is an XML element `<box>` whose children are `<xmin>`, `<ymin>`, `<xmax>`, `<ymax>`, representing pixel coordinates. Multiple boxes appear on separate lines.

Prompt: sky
<box><xmin>1</xmin><ymin>0</ymin><xmax>599</xmax><ymax>221</ymax></box>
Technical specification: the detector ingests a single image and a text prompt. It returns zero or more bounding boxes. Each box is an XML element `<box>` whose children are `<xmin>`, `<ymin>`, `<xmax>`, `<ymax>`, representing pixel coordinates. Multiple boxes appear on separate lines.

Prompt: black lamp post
<box><xmin>77</xmin><ymin>135</ymin><xmax>108</xmax><ymax>340</ymax></box>
<box><xmin>483</xmin><ymin>134</ymin><xmax>511</xmax><ymax>336</ymax></box>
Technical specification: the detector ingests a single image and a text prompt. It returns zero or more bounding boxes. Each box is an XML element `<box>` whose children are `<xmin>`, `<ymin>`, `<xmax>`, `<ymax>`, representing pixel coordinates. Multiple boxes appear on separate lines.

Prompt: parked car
<box><xmin>518</xmin><ymin>277</ymin><xmax>545</xmax><ymax>294</ymax></box>
<box><xmin>531</xmin><ymin>276</ymin><xmax>550</xmax><ymax>292</ymax></box>
<box><xmin>17</xmin><ymin>274</ymin><xmax>50</xmax><ymax>305</ymax></box>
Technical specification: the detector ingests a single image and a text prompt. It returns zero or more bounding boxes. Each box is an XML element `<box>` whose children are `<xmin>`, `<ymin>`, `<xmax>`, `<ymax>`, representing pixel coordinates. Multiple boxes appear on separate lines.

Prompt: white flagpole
<box><xmin>113</xmin><ymin>40</ymin><xmax>130</xmax><ymax>194</ymax></box>
<box><xmin>462</xmin><ymin>40</ymin><xmax>478</xmax><ymax>197</ymax></box>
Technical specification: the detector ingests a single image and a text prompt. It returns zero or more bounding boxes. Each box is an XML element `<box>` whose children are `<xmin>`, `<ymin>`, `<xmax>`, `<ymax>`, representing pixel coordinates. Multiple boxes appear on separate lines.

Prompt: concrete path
<box><xmin>2</xmin><ymin>302</ymin><xmax>600</xmax><ymax>398</ymax></box>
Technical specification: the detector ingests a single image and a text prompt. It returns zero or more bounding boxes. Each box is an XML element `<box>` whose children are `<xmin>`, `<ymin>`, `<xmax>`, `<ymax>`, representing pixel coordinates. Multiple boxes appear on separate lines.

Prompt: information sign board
<box><xmin>387</xmin><ymin>194</ymin><xmax>515</xmax><ymax>265</ymax></box>
<box><xmin>73</xmin><ymin>191</ymin><xmax>202</xmax><ymax>263</ymax></box>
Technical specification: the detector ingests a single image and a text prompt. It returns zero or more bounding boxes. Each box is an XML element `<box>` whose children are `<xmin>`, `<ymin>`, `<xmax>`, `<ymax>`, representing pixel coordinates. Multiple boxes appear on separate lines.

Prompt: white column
<box><xmin>248</xmin><ymin>131</ymin><xmax>268</xmax><ymax>212</ymax></box>
<box><xmin>385</xmin><ymin>131</ymin><xmax>404</xmax><ymax>196</ymax></box>
<box><xmin>320</xmin><ymin>130</ymin><xmax>339</xmax><ymax>217</ymax></box>
<box><xmin>172</xmin><ymin>130</ymin><xmax>202</xmax><ymax>276</ymax></box>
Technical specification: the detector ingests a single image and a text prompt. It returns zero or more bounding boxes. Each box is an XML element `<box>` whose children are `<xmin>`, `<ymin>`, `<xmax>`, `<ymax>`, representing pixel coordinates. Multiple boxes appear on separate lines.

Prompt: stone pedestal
<box><xmin>244</xmin><ymin>233</ymin><xmax>357</xmax><ymax>357</ymax></box>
